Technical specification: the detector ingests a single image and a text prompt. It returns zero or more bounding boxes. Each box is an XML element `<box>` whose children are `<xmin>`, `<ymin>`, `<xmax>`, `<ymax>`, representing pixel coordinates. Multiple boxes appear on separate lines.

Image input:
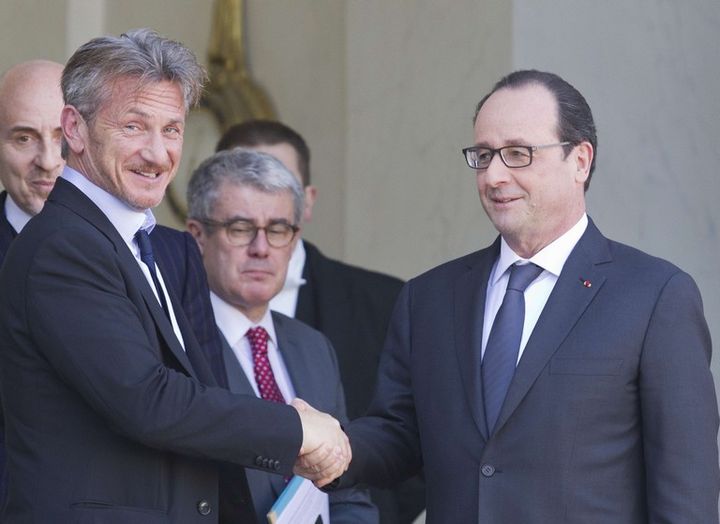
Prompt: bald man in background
<box><xmin>0</xmin><ymin>59</ymin><xmax>65</xmax><ymax>506</ymax></box>
<box><xmin>0</xmin><ymin>60</ymin><xmax>65</xmax><ymax>490</ymax></box>
<box><xmin>0</xmin><ymin>60</ymin><xmax>65</xmax><ymax>257</ymax></box>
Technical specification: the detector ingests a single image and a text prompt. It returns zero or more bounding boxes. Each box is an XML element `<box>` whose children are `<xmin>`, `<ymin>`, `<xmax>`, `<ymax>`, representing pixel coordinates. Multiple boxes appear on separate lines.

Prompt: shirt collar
<box><xmin>492</xmin><ymin>213</ymin><xmax>588</xmax><ymax>285</ymax></box>
<box><xmin>210</xmin><ymin>292</ymin><xmax>277</xmax><ymax>349</ymax></box>
<box><xmin>61</xmin><ymin>166</ymin><xmax>155</xmax><ymax>244</ymax></box>
<box><xmin>4</xmin><ymin>193</ymin><xmax>33</xmax><ymax>233</ymax></box>
<box><xmin>285</xmin><ymin>239</ymin><xmax>307</xmax><ymax>288</ymax></box>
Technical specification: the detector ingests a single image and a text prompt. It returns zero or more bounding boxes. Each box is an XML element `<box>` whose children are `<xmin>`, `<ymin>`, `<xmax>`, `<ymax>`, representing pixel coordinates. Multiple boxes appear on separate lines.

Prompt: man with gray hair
<box><xmin>186</xmin><ymin>148</ymin><xmax>377</xmax><ymax>523</ymax></box>
<box><xmin>0</xmin><ymin>29</ymin><xmax>349</xmax><ymax>523</ymax></box>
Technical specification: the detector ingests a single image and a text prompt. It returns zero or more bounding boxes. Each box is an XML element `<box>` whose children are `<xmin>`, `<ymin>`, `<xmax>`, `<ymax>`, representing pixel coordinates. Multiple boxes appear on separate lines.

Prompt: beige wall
<box><xmin>0</xmin><ymin>1</ymin><xmax>67</xmax><ymax>64</ymax></box>
<box><xmin>345</xmin><ymin>0</ymin><xmax>512</xmax><ymax>278</ymax></box>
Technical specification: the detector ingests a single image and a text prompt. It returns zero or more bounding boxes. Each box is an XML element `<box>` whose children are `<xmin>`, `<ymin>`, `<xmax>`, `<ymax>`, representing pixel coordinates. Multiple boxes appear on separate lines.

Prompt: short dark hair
<box><xmin>215</xmin><ymin>120</ymin><xmax>311</xmax><ymax>186</ymax></box>
<box><xmin>474</xmin><ymin>70</ymin><xmax>597</xmax><ymax>190</ymax></box>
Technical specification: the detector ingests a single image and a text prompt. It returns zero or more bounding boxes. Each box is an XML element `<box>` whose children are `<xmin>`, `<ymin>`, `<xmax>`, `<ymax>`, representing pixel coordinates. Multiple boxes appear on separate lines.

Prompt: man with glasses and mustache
<box><xmin>186</xmin><ymin>147</ymin><xmax>377</xmax><ymax>523</ymax></box>
<box><xmin>314</xmin><ymin>70</ymin><xmax>720</xmax><ymax>523</ymax></box>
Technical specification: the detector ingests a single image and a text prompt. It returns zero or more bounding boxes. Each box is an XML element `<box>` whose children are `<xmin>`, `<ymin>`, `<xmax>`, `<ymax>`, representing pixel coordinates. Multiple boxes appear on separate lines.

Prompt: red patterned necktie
<box><xmin>246</xmin><ymin>327</ymin><xmax>286</xmax><ymax>404</ymax></box>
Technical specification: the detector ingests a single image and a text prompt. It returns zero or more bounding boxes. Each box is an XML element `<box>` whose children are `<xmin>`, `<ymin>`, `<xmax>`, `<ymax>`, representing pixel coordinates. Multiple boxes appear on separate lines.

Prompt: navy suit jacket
<box><xmin>296</xmin><ymin>242</ymin><xmax>424</xmax><ymax>523</ymax></box>
<box><xmin>342</xmin><ymin>219</ymin><xmax>720</xmax><ymax>523</ymax></box>
<box><xmin>0</xmin><ymin>191</ymin><xmax>16</xmax><ymax>508</ymax></box>
<box><xmin>0</xmin><ymin>192</ymin><xmax>15</xmax><ymax>263</ymax></box>
<box><xmin>0</xmin><ymin>179</ymin><xmax>303</xmax><ymax>523</ymax></box>
<box><xmin>296</xmin><ymin>241</ymin><xmax>403</xmax><ymax>421</ymax></box>
<box><xmin>219</xmin><ymin>311</ymin><xmax>377</xmax><ymax>524</ymax></box>
<box><xmin>150</xmin><ymin>225</ymin><xmax>228</xmax><ymax>388</ymax></box>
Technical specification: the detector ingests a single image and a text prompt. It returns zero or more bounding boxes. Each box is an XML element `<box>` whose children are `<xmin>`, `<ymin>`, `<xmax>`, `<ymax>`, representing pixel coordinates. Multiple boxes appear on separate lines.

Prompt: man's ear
<box><xmin>302</xmin><ymin>185</ymin><xmax>317</xmax><ymax>223</ymax></box>
<box><xmin>186</xmin><ymin>220</ymin><xmax>205</xmax><ymax>254</ymax></box>
<box><xmin>61</xmin><ymin>105</ymin><xmax>87</xmax><ymax>155</ymax></box>
<box><xmin>573</xmin><ymin>141</ymin><xmax>593</xmax><ymax>185</ymax></box>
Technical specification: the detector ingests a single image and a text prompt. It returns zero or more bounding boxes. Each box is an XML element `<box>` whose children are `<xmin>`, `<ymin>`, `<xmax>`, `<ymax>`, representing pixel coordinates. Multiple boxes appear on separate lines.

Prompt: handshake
<box><xmin>291</xmin><ymin>398</ymin><xmax>351</xmax><ymax>488</ymax></box>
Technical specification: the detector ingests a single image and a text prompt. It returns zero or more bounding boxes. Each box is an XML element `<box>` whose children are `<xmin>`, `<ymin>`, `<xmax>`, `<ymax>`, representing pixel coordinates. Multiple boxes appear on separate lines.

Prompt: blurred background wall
<box><xmin>1</xmin><ymin>1</ymin><xmax>719</xmax><ymax>513</ymax></box>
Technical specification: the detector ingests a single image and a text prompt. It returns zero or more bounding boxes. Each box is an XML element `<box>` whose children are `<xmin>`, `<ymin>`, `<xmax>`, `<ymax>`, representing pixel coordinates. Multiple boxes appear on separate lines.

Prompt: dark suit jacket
<box><xmin>296</xmin><ymin>241</ymin><xmax>403</xmax><ymax>421</ymax></box>
<box><xmin>342</xmin><ymin>219</ymin><xmax>720</xmax><ymax>523</ymax></box>
<box><xmin>0</xmin><ymin>191</ymin><xmax>16</xmax><ymax>509</ymax></box>
<box><xmin>296</xmin><ymin>242</ymin><xmax>425</xmax><ymax>523</ymax></box>
<box><xmin>150</xmin><ymin>226</ymin><xmax>228</xmax><ymax>388</ymax></box>
<box><xmin>0</xmin><ymin>179</ymin><xmax>303</xmax><ymax>523</ymax></box>
<box><xmin>219</xmin><ymin>312</ymin><xmax>377</xmax><ymax>524</ymax></box>
<box><xmin>0</xmin><ymin>191</ymin><xmax>15</xmax><ymax>263</ymax></box>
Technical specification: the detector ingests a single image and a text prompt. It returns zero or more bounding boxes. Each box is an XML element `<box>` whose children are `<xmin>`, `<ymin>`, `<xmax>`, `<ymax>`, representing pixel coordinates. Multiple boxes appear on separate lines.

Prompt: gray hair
<box><xmin>62</xmin><ymin>28</ymin><xmax>206</xmax><ymax>123</ymax></box>
<box><xmin>187</xmin><ymin>148</ymin><xmax>305</xmax><ymax>225</ymax></box>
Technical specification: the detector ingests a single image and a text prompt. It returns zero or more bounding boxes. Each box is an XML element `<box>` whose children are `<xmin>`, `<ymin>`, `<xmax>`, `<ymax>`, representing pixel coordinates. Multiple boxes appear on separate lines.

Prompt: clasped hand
<box><xmin>291</xmin><ymin>398</ymin><xmax>351</xmax><ymax>488</ymax></box>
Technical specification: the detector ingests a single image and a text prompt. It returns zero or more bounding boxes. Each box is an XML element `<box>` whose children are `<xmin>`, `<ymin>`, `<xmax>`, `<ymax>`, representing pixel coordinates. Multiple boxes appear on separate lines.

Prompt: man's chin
<box><xmin>124</xmin><ymin>193</ymin><xmax>166</xmax><ymax>211</ymax></box>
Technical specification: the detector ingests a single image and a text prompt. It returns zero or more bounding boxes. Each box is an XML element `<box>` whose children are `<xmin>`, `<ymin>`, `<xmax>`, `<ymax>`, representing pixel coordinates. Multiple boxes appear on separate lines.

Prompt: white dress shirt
<box><xmin>210</xmin><ymin>293</ymin><xmax>297</xmax><ymax>401</ymax></box>
<box><xmin>62</xmin><ymin>166</ymin><xmax>185</xmax><ymax>349</ymax></box>
<box><xmin>4</xmin><ymin>193</ymin><xmax>33</xmax><ymax>233</ymax></box>
<box><xmin>482</xmin><ymin>214</ymin><xmax>588</xmax><ymax>363</ymax></box>
<box><xmin>269</xmin><ymin>239</ymin><xmax>307</xmax><ymax>317</ymax></box>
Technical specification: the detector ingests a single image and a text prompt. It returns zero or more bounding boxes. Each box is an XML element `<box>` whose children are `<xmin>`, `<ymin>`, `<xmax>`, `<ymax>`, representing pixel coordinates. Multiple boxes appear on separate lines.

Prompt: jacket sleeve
<box><xmin>639</xmin><ymin>271</ymin><xmax>720</xmax><ymax>523</ymax></box>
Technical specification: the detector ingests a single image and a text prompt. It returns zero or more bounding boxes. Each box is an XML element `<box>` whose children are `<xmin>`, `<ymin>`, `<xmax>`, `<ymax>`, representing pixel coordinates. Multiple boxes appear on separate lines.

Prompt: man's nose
<box><xmin>35</xmin><ymin>141</ymin><xmax>63</xmax><ymax>173</ymax></box>
<box><xmin>247</xmin><ymin>228</ymin><xmax>270</xmax><ymax>257</ymax></box>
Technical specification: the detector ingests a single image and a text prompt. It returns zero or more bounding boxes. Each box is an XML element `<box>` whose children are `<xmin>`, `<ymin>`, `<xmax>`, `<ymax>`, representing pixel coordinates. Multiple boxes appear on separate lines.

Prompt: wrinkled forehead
<box><xmin>474</xmin><ymin>84</ymin><xmax>560</xmax><ymax>144</ymax></box>
<box><xmin>216</xmin><ymin>182</ymin><xmax>295</xmax><ymax>220</ymax></box>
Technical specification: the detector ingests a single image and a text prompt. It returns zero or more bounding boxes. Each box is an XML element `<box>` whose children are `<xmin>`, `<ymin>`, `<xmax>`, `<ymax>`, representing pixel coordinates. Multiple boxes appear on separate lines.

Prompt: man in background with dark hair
<box><xmin>310</xmin><ymin>70</ymin><xmax>720</xmax><ymax>522</ymax></box>
<box><xmin>216</xmin><ymin>120</ymin><xmax>425</xmax><ymax>524</ymax></box>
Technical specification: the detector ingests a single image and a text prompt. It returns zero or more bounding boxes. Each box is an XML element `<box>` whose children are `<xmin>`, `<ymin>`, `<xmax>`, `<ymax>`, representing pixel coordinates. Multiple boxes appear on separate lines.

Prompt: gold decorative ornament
<box><xmin>167</xmin><ymin>0</ymin><xmax>276</xmax><ymax>221</ymax></box>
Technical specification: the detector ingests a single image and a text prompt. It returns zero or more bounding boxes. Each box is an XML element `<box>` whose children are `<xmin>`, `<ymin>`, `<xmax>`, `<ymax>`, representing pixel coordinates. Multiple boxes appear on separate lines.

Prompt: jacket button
<box><xmin>255</xmin><ymin>455</ymin><xmax>264</xmax><ymax>467</ymax></box>
<box><xmin>481</xmin><ymin>464</ymin><xmax>496</xmax><ymax>477</ymax></box>
<box><xmin>197</xmin><ymin>500</ymin><xmax>212</xmax><ymax>516</ymax></box>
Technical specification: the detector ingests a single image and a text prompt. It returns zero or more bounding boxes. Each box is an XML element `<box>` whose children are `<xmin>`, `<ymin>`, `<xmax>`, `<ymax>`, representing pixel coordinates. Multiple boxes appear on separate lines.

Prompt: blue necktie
<box><xmin>135</xmin><ymin>229</ymin><xmax>170</xmax><ymax>319</ymax></box>
<box><xmin>482</xmin><ymin>262</ymin><xmax>543</xmax><ymax>434</ymax></box>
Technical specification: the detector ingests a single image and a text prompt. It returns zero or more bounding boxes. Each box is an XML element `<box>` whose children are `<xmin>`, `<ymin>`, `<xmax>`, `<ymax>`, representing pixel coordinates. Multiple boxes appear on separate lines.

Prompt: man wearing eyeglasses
<box><xmin>186</xmin><ymin>148</ymin><xmax>378</xmax><ymax>524</ymax></box>
<box><xmin>314</xmin><ymin>70</ymin><xmax>719</xmax><ymax>522</ymax></box>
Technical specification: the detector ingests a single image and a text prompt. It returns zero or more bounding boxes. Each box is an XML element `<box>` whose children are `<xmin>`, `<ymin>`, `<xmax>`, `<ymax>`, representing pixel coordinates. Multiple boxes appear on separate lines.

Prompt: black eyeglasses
<box><xmin>197</xmin><ymin>218</ymin><xmax>299</xmax><ymax>248</ymax></box>
<box><xmin>461</xmin><ymin>142</ymin><xmax>570</xmax><ymax>170</ymax></box>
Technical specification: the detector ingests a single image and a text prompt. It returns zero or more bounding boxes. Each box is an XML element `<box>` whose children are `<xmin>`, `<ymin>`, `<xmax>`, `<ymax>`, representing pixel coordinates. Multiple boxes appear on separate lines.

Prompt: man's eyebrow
<box><xmin>126</xmin><ymin>108</ymin><xmax>185</xmax><ymax>127</ymax></box>
<box><xmin>472</xmin><ymin>138</ymin><xmax>529</xmax><ymax>148</ymax></box>
<box><xmin>8</xmin><ymin>126</ymin><xmax>41</xmax><ymax>135</ymax></box>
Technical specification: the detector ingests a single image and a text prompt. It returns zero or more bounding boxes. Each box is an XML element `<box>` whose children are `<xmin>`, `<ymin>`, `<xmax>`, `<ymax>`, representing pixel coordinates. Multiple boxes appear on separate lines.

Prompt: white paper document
<box><xmin>267</xmin><ymin>475</ymin><xmax>330</xmax><ymax>524</ymax></box>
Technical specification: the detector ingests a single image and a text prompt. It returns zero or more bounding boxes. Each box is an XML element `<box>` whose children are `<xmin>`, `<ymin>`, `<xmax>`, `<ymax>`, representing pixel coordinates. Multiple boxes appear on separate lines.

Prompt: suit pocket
<box><xmin>71</xmin><ymin>500</ymin><xmax>169</xmax><ymax>523</ymax></box>
<box><xmin>549</xmin><ymin>357</ymin><xmax>623</xmax><ymax>376</ymax></box>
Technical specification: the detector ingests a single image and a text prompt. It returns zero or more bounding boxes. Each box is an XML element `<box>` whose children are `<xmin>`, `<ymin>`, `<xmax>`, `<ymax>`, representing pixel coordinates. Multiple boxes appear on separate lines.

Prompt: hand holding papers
<box><xmin>291</xmin><ymin>398</ymin><xmax>351</xmax><ymax>487</ymax></box>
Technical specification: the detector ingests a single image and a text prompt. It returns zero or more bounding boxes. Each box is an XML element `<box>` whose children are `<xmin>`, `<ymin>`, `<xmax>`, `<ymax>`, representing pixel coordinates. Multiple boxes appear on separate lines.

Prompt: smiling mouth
<box><xmin>131</xmin><ymin>169</ymin><xmax>161</xmax><ymax>179</ymax></box>
<box><xmin>491</xmin><ymin>195</ymin><xmax>520</xmax><ymax>204</ymax></box>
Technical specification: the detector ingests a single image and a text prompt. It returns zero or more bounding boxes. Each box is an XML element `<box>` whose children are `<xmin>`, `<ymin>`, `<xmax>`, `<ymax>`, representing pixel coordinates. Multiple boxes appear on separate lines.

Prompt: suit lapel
<box><xmin>272</xmin><ymin>313</ymin><xmax>320</xmax><ymax>405</ymax></box>
<box><xmin>454</xmin><ymin>241</ymin><xmax>499</xmax><ymax>441</ymax></box>
<box><xmin>0</xmin><ymin>192</ymin><xmax>18</xmax><ymax>261</ymax></box>
<box><xmin>49</xmin><ymin>179</ymin><xmax>198</xmax><ymax>379</ymax></box>
<box><xmin>219</xmin><ymin>333</ymin><xmax>256</xmax><ymax>395</ymax></box>
<box><xmin>294</xmin><ymin>242</ymin><xmax>317</xmax><ymax>327</ymax></box>
<box><xmin>493</xmin><ymin>220</ymin><xmax>611</xmax><ymax>434</ymax></box>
